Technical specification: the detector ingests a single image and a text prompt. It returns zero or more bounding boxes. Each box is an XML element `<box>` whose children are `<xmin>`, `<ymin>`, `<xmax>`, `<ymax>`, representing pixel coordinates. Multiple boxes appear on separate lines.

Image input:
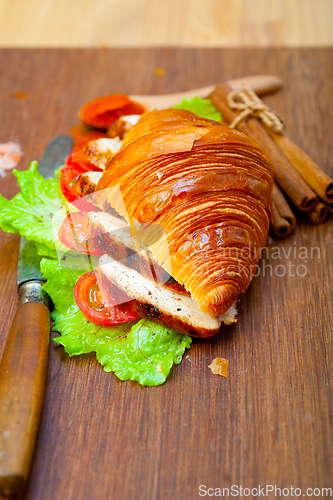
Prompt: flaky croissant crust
<box><xmin>97</xmin><ymin>109</ymin><xmax>273</xmax><ymax>317</ymax></box>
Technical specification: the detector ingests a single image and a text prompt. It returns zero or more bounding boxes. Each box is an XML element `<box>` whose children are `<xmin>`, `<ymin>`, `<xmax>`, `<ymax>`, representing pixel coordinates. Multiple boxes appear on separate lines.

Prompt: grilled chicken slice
<box><xmin>107</xmin><ymin>114</ymin><xmax>141</xmax><ymax>139</ymax></box>
<box><xmin>97</xmin><ymin>254</ymin><xmax>237</xmax><ymax>338</ymax></box>
<box><xmin>86</xmin><ymin>211</ymin><xmax>140</xmax><ymax>251</ymax></box>
<box><xmin>77</xmin><ymin>171</ymin><xmax>103</xmax><ymax>196</ymax></box>
<box><xmin>82</xmin><ymin>138</ymin><xmax>122</xmax><ymax>170</ymax></box>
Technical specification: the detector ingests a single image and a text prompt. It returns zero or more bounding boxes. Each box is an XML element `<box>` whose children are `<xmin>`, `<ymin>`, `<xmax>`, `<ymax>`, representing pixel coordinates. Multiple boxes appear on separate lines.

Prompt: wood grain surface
<box><xmin>0</xmin><ymin>0</ymin><xmax>333</xmax><ymax>47</ymax></box>
<box><xmin>0</xmin><ymin>48</ymin><xmax>332</xmax><ymax>500</ymax></box>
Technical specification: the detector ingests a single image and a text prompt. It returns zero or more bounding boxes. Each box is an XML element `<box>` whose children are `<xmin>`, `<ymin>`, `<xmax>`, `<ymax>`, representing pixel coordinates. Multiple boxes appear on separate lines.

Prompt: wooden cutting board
<box><xmin>0</xmin><ymin>48</ymin><xmax>332</xmax><ymax>500</ymax></box>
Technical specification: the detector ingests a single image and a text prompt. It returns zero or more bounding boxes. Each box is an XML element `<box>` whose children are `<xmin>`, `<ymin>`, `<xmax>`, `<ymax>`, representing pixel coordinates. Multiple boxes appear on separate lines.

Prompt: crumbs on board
<box><xmin>208</xmin><ymin>357</ymin><xmax>229</xmax><ymax>378</ymax></box>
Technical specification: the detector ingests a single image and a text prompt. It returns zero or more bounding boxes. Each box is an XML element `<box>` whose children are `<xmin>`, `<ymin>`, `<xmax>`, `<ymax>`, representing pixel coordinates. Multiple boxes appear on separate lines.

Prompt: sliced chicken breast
<box><xmin>83</xmin><ymin>138</ymin><xmax>122</xmax><ymax>170</ymax></box>
<box><xmin>97</xmin><ymin>254</ymin><xmax>237</xmax><ymax>338</ymax></box>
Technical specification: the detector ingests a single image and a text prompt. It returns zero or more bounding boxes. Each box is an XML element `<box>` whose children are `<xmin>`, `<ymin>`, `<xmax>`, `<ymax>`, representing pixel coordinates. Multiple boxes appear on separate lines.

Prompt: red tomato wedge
<box><xmin>79</xmin><ymin>94</ymin><xmax>145</xmax><ymax>130</ymax></box>
<box><xmin>60</xmin><ymin>167</ymin><xmax>83</xmax><ymax>202</ymax></box>
<box><xmin>59</xmin><ymin>167</ymin><xmax>98</xmax><ymax>212</ymax></box>
<box><xmin>65</xmin><ymin>149</ymin><xmax>101</xmax><ymax>172</ymax></box>
<box><xmin>74</xmin><ymin>271</ymin><xmax>139</xmax><ymax>325</ymax></box>
<box><xmin>58</xmin><ymin>212</ymin><xmax>104</xmax><ymax>256</ymax></box>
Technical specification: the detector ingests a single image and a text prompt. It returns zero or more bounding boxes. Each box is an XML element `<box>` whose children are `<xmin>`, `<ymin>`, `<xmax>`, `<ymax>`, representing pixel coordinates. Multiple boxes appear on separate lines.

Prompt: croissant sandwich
<box><xmin>85</xmin><ymin>109</ymin><xmax>273</xmax><ymax>338</ymax></box>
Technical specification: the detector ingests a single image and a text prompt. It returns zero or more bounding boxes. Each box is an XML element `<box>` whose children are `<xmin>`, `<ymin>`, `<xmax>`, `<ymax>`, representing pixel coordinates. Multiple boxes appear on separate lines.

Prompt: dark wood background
<box><xmin>0</xmin><ymin>48</ymin><xmax>332</xmax><ymax>500</ymax></box>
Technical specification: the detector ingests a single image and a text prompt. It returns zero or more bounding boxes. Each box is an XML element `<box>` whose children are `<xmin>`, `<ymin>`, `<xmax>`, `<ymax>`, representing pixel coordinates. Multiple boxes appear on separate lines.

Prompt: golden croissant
<box><xmin>95</xmin><ymin>109</ymin><xmax>273</xmax><ymax>326</ymax></box>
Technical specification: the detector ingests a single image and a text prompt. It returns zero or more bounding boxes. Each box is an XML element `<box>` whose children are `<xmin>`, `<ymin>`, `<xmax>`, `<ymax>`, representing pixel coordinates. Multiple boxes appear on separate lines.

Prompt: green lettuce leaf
<box><xmin>174</xmin><ymin>96</ymin><xmax>222</xmax><ymax>122</ymax></box>
<box><xmin>41</xmin><ymin>259</ymin><xmax>192</xmax><ymax>386</ymax></box>
<box><xmin>0</xmin><ymin>161</ymin><xmax>68</xmax><ymax>258</ymax></box>
<box><xmin>0</xmin><ymin>162</ymin><xmax>192</xmax><ymax>385</ymax></box>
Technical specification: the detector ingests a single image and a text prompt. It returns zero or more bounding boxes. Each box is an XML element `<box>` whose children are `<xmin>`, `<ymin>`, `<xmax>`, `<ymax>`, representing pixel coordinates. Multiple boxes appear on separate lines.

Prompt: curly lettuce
<box><xmin>0</xmin><ymin>161</ymin><xmax>68</xmax><ymax>258</ymax></box>
<box><xmin>174</xmin><ymin>96</ymin><xmax>222</xmax><ymax>122</ymax></box>
<box><xmin>41</xmin><ymin>259</ymin><xmax>191</xmax><ymax>386</ymax></box>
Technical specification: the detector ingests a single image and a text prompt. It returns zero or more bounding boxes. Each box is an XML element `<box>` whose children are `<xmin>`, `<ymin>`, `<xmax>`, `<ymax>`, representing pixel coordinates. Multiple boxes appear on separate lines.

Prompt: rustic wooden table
<box><xmin>0</xmin><ymin>48</ymin><xmax>332</xmax><ymax>500</ymax></box>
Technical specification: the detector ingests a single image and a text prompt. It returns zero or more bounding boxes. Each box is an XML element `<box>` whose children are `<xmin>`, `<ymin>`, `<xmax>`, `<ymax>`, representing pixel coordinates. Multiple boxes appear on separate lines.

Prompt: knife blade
<box><xmin>0</xmin><ymin>134</ymin><xmax>73</xmax><ymax>496</ymax></box>
<box><xmin>17</xmin><ymin>238</ymin><xmax>44</xmax><ymax>287</ymax></box>
<box><xmin>38</xmin><ymin>134</ymin><xmax>73</xmax><ymax>179</ymax></box>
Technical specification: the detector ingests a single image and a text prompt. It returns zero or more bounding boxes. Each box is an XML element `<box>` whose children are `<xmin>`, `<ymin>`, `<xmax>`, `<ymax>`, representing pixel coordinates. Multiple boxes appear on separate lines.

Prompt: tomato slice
<box><xmin>60</xmin><ymin>167</ymin><xmax>82</xmax><ymax>202</ymax></box>
<box><xmin>65</xmin><ymin>149</ymin><xmax>101</xmax><ymax>172</ymax></box>
<box><xmin>74</xmin><ymin>271</ymin><xmax>139</xmax><ymax>325</ymax></box>
<box><xmin>58</xmin><ymin>212</ymin><xmax>105</xmax><ymax>256</ymax></box>
<box><xmin>79</xmin><ymin>94</ymin><xmax>145</xmax><ymax>130</ymax></box>
<box><xmin>59</xmin><ymin>167</ymin><xmax>98</xmax><ymax>212</ymax></box>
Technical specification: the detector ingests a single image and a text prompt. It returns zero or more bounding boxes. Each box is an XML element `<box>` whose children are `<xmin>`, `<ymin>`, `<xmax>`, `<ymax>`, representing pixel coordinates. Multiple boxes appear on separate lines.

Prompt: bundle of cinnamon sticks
<box><xmin>210</xmin><ymin>84</ymin><xmax>333</xmax><ymax>237</ymax></box>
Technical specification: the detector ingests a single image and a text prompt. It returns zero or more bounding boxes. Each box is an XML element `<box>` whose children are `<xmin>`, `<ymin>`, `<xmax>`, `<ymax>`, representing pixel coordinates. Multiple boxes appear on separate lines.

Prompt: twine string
<box><xmin>227</xmin><ymin>82</ymin><xmax>284</xmax><ymax>133</ymax></box>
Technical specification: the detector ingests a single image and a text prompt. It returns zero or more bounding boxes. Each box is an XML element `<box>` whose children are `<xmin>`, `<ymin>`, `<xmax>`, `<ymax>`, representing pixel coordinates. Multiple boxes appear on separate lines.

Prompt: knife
<box><xmin>0</xmin><ymin>135</ymin><xmax>73</xmax><ymax>496</ymax></box>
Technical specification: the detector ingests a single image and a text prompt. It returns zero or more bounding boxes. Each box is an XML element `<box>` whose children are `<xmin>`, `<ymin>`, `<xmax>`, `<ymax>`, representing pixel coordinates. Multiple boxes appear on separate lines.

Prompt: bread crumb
<box><xmin>154</xmin><ymin>68</ymin><xmax>165</xmax><ymax>76</ymax></box>
<box><xmin>208</xmin><ymin>357</ymin><xmax>229</xmax><ymax>378</ymax></box>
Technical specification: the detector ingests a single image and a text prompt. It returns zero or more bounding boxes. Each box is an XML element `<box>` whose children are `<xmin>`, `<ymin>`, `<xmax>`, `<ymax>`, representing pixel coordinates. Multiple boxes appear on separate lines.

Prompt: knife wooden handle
<box><xmin>0</xmin><ymin>284</ymin><xmax>50</xmax><ymax>496</ymax></box>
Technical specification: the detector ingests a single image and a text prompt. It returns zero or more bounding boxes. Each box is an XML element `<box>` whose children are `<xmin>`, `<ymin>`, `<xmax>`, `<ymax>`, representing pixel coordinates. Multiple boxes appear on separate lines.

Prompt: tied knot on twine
<box><xmin>227</xmin><ymin>82</ymin><xmax>284</xmax><ymax>133</ymax></box>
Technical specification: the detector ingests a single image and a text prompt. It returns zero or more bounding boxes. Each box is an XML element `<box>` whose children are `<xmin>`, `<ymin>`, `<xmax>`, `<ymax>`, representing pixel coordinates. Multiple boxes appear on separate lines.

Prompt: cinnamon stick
<box><xmin>266</xmin><ymin>133</ymin><xmax>333</xmax><ymax>204</ymax></box>
<box><xmin>271</xmin><ymin>182</ymin><xmax>297</xmax><ymax>237</ymax></box>
<box><xmin>306</xmin><ymin>201</ymin><xmax>328</xmax><ymax>225</ymax></box>
<box><xmin>210</xmin><ymin>84</ymin><xmax>318</xmax><ymax>212</ymax></box>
